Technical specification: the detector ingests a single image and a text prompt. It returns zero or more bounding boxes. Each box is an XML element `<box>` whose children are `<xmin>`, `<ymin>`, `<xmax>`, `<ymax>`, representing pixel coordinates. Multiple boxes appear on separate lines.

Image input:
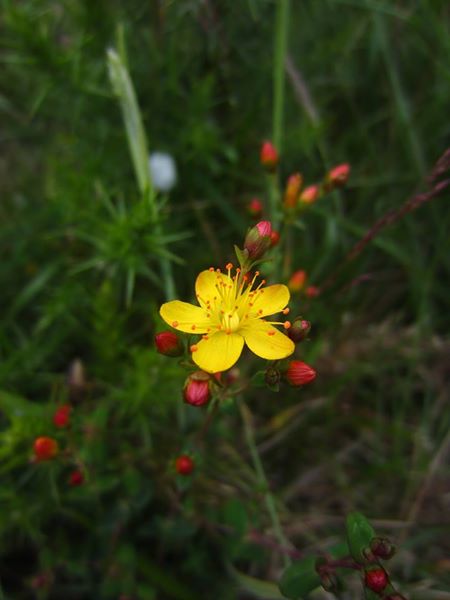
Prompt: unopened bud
<box><xmin>319</xmin><ymin>570</ymin><xmax>339</xmax><ymax>592</ymax></box>
<box><xmin>300</xmin><ymin>184</ymin><xmax>320</xmax><ymax>204</ymax></box>
<box><xmin>155</xmin><ymin>330</ymin><xmax>184</xmax><ymax>357</ymax></box>
<box><xmin>285</xmin><ymin>361</ymin><xmax>316</xmax><ymax>387</ymax></box>
<box><xmin>288</xmin><ymin>318</ymin><xmax>311</xmax><ymax>343</ymax></box>
<box><xmin>260</xmin><ymin>141</ymin><xmax>278</xmax><ymax>170</ymax></box>
<box><xmin>33</xmin><ymin>437</ymin><xmax>59</xmax><ymax>461</ymax></box>
<box><xmin>305</xmin><ymin>285</ymin><xmax>320</xmax><ymax>298</ymax></box>
<box><xmin>270</xmin><ymin>230</ymin><xmax>280</xmax><ymax>247</ymax></box>
<box><xmin>69</xmin><ymin>469</ymin><xmax>84</xmax><ymax>486</ymax></box>
<box><xmin>283</xmin><ymin>173</ymin><xmax>303</xmax><ymax>208</ymax></box>
<box><xmin>183</xmin><ymin>371</ymin><xmax>211</xmax><ymax>407</ymax></box>
<box><xmin>326</xmin><ymin>163</ymin><xmax>350</xmax><ymax>190</ymax></box>
<box><xmin>247</xmin><ymin>197</ymin><xmax>263</xmax><ymax>218</ymax></box>
<box><xmin>31</xmin><ymin>572</ymin><xmax>53</xmax><ymax>590</ymax></box>
<box><xmin>364</xmin><ymin>568</ymin><xmax>388</xmax><ymax>594</ymax></box>
<box><xmin>288</xmin><ymin>269</ymin><xmax>307</xmax><ymax>293</ymax></box>
<box><xmin>175</xmin><ymin>454</ymin><xmax>195</xmax><ymax>476</ymax></box>
<box><xmin>244</xmin><ymin>220</ymin><xmax>272</xmax><ymax>260</ymax></box>
<box><xmin>53</xmin><ymin>404</ymin><xmax>72</xmax><ymax>428</ymax></box>
<box><xmin>370</xmin><ymin>537</ymin><xmax>396</xmax><ymax>560</ymax></box>
<box><xmin>265</xmin><ymin>367</ymin><xmax>280</xmax><ymax>387</ymax></box>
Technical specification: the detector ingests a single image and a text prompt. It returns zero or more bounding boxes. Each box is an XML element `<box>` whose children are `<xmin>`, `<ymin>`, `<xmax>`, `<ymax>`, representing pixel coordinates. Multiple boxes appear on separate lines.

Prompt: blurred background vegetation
<box><xmin>0</xmin><ymin>1</ymin><xmax>449</xmax><ymax>598</ymax></box>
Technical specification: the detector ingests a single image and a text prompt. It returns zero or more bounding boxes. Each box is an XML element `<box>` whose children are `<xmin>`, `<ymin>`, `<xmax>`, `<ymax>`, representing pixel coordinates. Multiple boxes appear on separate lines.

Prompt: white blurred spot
<box><xmin>148</xmin><ymin>152</ymin><xmax>177</xmax><ymax>192</ymax></box>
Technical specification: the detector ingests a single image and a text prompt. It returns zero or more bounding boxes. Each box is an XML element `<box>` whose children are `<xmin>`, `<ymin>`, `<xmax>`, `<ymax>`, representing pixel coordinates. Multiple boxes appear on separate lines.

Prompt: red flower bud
<box><xmin>33</xmin><ymin>437</ymin><xmax>59</xmax><ymax>461</ymax></box>
<box><xmin>175</xmin><ymin>454</ymin><xmax>195</xmax><ymax>476</ymax></box>
<box><xmin>326</xmin><ymin>163</ymin><xmax>350</xmax><ymax>190</ymax></box>
<box><xmin>53</xmin><ymin>404</ymin><xmax>71</xmax><ymax>428</ymax></box>
<box><xmin>288</xmin><ymin>269</ymin><xmax>307</xmax><ymax>292</ymax></box>
<box><xmin>244</xmin><ymin>220</ymin><xmax>272</xmax><ymax>260</ymax></box>
<box><xmin>260</xmin><ymin>140</ymin><xmax>278</xmax><ymax>170</ymax></box>
<box><xmin>305</xmin><ymin>285</ymin><xmax>320</xmax><ymax>298</ymax></box>
<box><xmin>285</xmin><ymin>361</ymin><xmax>316</xmax><ymax>387</ymax></box>
<box><xmin>155</xmin><ymin>330</ymin><xmax>184</xmax><ymax>357</ymax></box>
<box><xmin>284</xmin><ymin>173</ymin><xmax>303</xmax><ymax>208</ymax></box>
<box><xmin>300</xmin><ymin>184</ymin><xmax>320</xmax><ymax>204</ymax></box>
<box><xmin>270</xmin><ymin>230</ymin><xmax>280</xmax><ymax>247</ymax></box>
<box><xmin>247</xmin><ymin>197</ymin><xmax>263</xmax><ymax>218</ymax></box>
<box><xmin>69</xmin><ymin>470</ymin><xmax>84</xmax><ymax>486</ymax></box>
<box><xmin>183</xmin><ymin>371</ymin><xmax>211</xmax><ymax>407</ymax></box>
<box><xmin>288</xmin><ymin>318</ymin><xmax>311</xmax><ymax>343</ymax></box>
<box><xmin>364</xmin><ymin>568</ymin><xmax>388</xmax><ymax>594</ymax></box>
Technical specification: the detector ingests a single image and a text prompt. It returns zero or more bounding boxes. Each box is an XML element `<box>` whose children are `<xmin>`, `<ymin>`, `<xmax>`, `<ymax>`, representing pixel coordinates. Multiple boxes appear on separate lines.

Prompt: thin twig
<box><xmin>318</xmin><ymin>148</ymin><xmax>450</xmax><ymax>294</ymax></box>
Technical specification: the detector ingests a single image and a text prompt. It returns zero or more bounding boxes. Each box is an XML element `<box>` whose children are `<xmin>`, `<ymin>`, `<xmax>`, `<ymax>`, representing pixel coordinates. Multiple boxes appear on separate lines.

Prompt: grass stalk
<box><xmin>272</xmin><ymin>0</ymin><xmax>290</xmax><ymax>154</ymax></box>
<box><xmin>269</xmin><ymin>0</ymin><xmax>290</xmax><ymax>230</ymax></box>
<box><xmin>239</xmin><ymin>401</ymin><xmax>291</xmax><ymax>568</ymax></box>
<box><xmin>107</xmin><ymin>46</ymin><xmax>176</xmax><ymax>300</ymax></box>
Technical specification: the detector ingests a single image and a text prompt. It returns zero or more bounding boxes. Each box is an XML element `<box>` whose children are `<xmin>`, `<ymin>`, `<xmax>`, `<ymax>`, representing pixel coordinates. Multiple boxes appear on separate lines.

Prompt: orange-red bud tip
<box><xmin>244</xmin><ymin>221</ymin><xmax>273</xmax><ymax>260</ymax></box>
<box><xmin>260</xmin><ymin>140</ymin><xmax>279</xmax><ymax>170</ymax></box>
<box><xmin>247</xmin><ymin>197</ymin><xmax>263</xmax><ymax>217</ymax></box>
<box><xmin>283</xmin><ymin>172</ymin><xmax>303</xmax><ymax>208</ymax></box>
<box><xmin>326</xmin><ymin>163</ymin><xmax>350</xmax><ymax>189</ymax></box>
<box><xmin>305</xmin><ymin>285</ymin><xmax>320</xmax><ymax>298</ymax></box>
<box><xmin>270</xmin><ymin>230</ymin><xmax>280</xmax><ymax>247</ymax></box>
<box><xmin>33</xmin><ymin>437</ymin><xmax>59</xmax><ymax>461</ymax></box>
<box><xmin>300</xmin><ymin>184</ymin><xmax>320</xmax><ymax>204</ymax></box>
<box><xmin>288</xmin><ymin>269</ymin><xmax>307</xmax><ymax>292</ymax></box>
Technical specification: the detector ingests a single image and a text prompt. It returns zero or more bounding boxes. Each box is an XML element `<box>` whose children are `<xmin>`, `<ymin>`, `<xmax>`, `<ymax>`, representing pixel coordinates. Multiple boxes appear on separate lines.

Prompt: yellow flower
<box><xmin>159</xmin><ymin>264</ymin><xmax>295</xmax><ymax>373</ymax></box>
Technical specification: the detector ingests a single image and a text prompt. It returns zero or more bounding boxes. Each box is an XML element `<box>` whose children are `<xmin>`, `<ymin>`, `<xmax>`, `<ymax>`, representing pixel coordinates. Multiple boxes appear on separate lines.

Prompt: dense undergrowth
<box><xmin>1</xmin><ymin>1</ymin><xmax>449</xmax><ymax>599</ymax></box>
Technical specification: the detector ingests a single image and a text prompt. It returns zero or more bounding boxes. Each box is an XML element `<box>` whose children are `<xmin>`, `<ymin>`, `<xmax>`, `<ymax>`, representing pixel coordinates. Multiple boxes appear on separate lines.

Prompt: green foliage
<box><xmin>278</xmin><ymin>557</ymin><xmax>321</xmax><ymax>599</ymax></box>
<box><xmin>346</xmin><ymin>512</ymin><xmax>376</xmax><ymax>564</ymax></box>
<box><xmin>0</xmin><ymin>0</ymin><xmax>449</xmax><ymax>598</ymax></box>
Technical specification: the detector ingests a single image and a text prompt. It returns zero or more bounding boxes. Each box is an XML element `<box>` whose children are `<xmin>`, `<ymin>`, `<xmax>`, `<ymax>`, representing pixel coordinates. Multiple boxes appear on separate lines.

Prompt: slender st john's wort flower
<box><xmin>159</xmin><ymin>265</ymin><xmax>295</xmax><ymax>373</ymax></box>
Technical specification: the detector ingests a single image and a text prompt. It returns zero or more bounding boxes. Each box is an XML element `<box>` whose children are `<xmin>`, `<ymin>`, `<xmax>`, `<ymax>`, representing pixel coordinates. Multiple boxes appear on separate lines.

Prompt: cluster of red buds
<box><xmin>32</xmin><ymin>365</ymin><xmax>87</xmax><ymax>487</ymax></box>
<box><xmin>315</xmin><ymin>535</ymin><xmax>404</xmax><ymax>598</ymax></box>
<box><xmin>288</xmin><ymin>270</ymin><xmax>321</xmax><ymax>300</ymax></box>
<box><xmin>258</xmin><ymin>140</ymin><xmax>350</xmax><ymax>212</ymax></box>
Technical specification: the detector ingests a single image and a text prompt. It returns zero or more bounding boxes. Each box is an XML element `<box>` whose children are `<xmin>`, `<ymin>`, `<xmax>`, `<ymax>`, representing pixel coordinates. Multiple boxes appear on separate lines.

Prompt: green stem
<box><xmin>239</xmin><ymin>401</ymin><xmax>291</xmax><ymax>568</ymax></box>
<box><xmin>272</xmin><ymin>0</ymin><xmax>290</xmax><ymax>154</ymax></box>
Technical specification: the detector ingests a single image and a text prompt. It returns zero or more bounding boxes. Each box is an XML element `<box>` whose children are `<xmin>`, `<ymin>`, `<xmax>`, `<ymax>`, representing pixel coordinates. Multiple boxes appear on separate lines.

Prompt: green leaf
<box><xmin>278</xmin><ymin>557</ymin><xmax>321</xmax><ymax>599</ymax></box>
<box><xmin>346</xmin><ymin>512</ymin><xmax>375</xmax><ymax>563</ymax></box>
<box><xmin>107</xmin><ymin>47</ymin><xmax>152</xmax><ymax>198</ymax></box>
<box><xmin>222</xmin><ymin>498</ymin><xmax>248</xmax><ymax>538</ymax></box>
<box><xmin>234</xmin><ymin>245</ymin><xmax>249</xmax><ymax>269</ymax></box>
<box><xmin>250</xmin><ymin>370</ymin><xmax>266</xmax><ymax>387</ymax></box>
<box><xmin>228</xmin><ymin>564</ymin><xmax>285</xmax><ymax>599</ymax></box>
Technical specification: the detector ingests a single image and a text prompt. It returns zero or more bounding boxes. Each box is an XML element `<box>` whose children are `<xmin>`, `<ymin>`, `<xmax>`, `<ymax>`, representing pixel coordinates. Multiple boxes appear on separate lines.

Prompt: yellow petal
<box><xmin>242</xmin><ymin>320</ymin><xmax>295</xmax><ymax>360</ymax></box>
<box><xmin>160</xmin><ymin>300</ymin><xmax>210</xmax><ymax>333</ymax></box>
<box><xmin>195</xmin><ymin>269</ymin><xmax>227</xmax><ymax>308</ymax></box>
<box><xmin>249</xmin><ymin>284</ymin><xmax>290</xmax><ymax>317</ymax></box>
<box><xmin>192</xmin><ymin>331</ymin><xmax>244</xmax><ymax>373</ymax></box>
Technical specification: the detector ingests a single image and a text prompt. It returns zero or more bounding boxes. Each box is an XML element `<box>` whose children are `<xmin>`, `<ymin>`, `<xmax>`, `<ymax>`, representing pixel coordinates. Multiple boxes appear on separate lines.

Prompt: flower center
<box><xmin>221</xmin><ymin>310</ymin><xmax>240</xmax><ymax>333</ymax></box>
